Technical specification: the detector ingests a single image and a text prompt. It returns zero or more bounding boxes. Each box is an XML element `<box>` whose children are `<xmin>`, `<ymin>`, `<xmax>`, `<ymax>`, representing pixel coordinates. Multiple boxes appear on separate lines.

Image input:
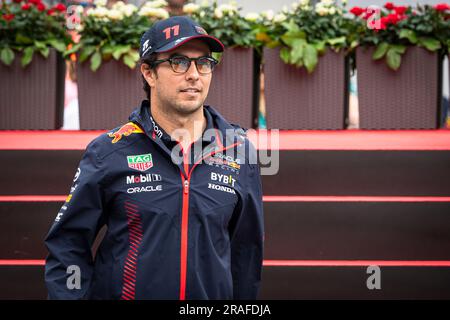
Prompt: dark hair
<box><xmin>139</xmin><ymin>53</ymin><xmax>158</xmax><ymax>101</ymax></box>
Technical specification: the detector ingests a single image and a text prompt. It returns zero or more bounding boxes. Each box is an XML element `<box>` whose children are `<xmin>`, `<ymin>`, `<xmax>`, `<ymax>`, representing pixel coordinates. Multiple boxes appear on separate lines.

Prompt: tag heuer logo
<box><xmin>127</xmin><ymin>153</ymin><xmax>153</xmax><ymax>172</ymax></box>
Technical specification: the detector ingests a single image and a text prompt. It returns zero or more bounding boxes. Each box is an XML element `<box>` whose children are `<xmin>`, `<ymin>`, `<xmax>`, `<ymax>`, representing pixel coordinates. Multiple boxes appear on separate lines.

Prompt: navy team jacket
<box><xmin>44</xmin><ymin>100</ymin><xmax>264</xmax><ymax>300</ymax></box>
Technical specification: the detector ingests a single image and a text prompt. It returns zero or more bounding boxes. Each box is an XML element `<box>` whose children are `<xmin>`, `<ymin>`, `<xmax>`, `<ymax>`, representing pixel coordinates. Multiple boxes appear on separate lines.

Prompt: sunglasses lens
<box><xmin>171</xmin><ymin>57</ymin><xmax>190</xmax><ymax>73</ymax></box>
<box><xmin>169</xmin><ymin>56</ymin><xmax>217</xmax><ymax>74</ymax></box>
<box><xmin>196</xmin><ymin>57</ymin><xmax>215</xmax><ymax>74</ymax></box>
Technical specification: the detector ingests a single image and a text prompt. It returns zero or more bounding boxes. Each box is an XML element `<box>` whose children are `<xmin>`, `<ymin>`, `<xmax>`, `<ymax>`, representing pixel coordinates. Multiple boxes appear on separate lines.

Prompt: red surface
<box><xmin>1</xmin><ymin>129</ymin><xmax>450</xmax><ymax>150</ymax></box>
<box><xmin>264</xmin><ymin>260</ymin><xmax>450</xmax><ymax>267</ymax></box>
<box><xmin>248</xmin><ymin>129</ymin><xmax>450</xmax><ymax>150</ymax></box>
<box><xmin>0</xmin><ymin>196</ymin><xmax>67</xmax><ymax>202</ymax></box>
<box><xmin>3</xmin><ymin>259</ymin><xmax>450</xmax><ymax>267</ymax></box>
<box><xmin>0</xmin><ymin>130</ymin><xmax>105</xmax><ymax>150</ymax></box>
<box><xmin>3</xmin><ymin>195</ymin><xmax>450</xmax><ymax>203</ymax></box>
<box><xmin>0</xmin><ymin>260</ymin><xmax>45</xmax><ymax>266</ymax></box>
<box><xmin>263</xmin><ymin>196</ymin><xmax>450</xmax><ymax>202</ymax></box>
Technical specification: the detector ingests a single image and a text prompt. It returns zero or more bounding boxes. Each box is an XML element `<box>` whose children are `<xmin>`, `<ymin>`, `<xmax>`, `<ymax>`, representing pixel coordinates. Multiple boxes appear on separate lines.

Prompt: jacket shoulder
<box><xmin>226</xmin><ymin>123</ymin><xmax>259</xmax><ymax>168</ymax></box>
<box><xmin>85</xmin><ymin>122</ymin><xmax>146</xmax><ymax>160</ymax></box>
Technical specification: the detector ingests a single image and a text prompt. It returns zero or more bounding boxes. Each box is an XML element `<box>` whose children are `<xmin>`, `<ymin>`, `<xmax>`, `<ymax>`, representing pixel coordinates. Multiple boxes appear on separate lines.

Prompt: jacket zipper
<box><xmin>179</xmin><ymin>146</ymin><xmax>190</xmax><ymax>300</ymax></box>
<box><xmin>178</xmin><ymin>138</ymin><xmax>242</xmax><ymax>300</ymax></box>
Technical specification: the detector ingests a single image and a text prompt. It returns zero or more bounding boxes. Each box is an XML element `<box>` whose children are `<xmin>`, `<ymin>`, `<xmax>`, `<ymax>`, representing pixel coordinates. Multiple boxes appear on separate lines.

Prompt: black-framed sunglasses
<box><xmin>151</xmin><ymin>55</ymin><xmax>219</xmax><ymax>74</ymax></box>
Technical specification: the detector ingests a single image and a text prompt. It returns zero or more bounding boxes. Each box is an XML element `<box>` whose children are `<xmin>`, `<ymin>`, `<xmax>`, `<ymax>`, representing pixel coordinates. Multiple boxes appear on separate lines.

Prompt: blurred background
<box><xmin>1</xmin><ymin>0</ymin><xmax>450</xmax><ymax>300</ymax></box>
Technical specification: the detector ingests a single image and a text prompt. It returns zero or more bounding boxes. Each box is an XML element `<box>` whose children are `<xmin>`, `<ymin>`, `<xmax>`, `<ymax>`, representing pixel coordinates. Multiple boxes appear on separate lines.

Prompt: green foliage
<box><xmin>0</xmin><ymin>0</ymin><xmax>71</xmax><ymax>66</ymax></box>
<box><xmin>261</xmin><ymin>1</ymin><xmax>354</xmax><ymax>73</ymax></box>
<box><xmin>186</xmin><ymin>0</ymin><xmax>261</xmax><ymax>49</ymax></box>
<box><xmin>352</xmin><ymin>4</ymin><xmax>449</xmax><ymax>70</ymax></box>
<box><xmin>69</xmin><ymin>1</ymin><xmax>168</xmax><ymax>71</ymax></box>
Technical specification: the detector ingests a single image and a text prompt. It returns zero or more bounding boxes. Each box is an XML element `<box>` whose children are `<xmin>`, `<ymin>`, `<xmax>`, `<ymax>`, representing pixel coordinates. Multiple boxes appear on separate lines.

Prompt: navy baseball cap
<box><xmin>139</xmin><ymin>16</ymin><xmax>224</xmax><ymax>59</ymax></box>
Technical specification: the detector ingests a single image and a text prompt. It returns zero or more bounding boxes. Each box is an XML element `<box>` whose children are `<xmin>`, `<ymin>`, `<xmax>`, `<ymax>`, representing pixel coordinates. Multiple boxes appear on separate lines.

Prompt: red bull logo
<box><xmin>108</xmin><ymin>122</ymin><xmax>144</xmax><ymax>144</ymax></box>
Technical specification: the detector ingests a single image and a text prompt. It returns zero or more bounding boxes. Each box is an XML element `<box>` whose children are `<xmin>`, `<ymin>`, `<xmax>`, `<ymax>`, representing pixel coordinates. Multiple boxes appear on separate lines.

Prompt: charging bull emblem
<box><xmin>108</xmin><ymin>122</ymin><xmax>144</xmax><ymax>144</ymax></box>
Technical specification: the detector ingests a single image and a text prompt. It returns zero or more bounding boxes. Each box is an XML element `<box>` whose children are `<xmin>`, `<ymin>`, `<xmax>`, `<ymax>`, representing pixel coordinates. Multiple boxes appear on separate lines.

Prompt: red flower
<box><xmin>2</xmin><ymin>14</ymin><xmax>15</xmax><ymax>22</ymax></box>
<box><xmin>379</xmin><ymin>17</ymin><xmax>389</xmax><ymax>29</ymax></box>
<box><xmin>13</xmin><ymin>0</ymin><xmax>23</xmax><ymax>3</ymax></box>
<box><xmin>21</xmin><ymin>3</ymin><xmax>31</xmax><ymax>10</ymax></box>
<box><xmin>28</xmin><ymin>0</ymin><xmax>41</xmax><ymax>4</ymax></box>
<box><xmin>362</xmin><ymin>9</ymin><xmax>376</xmax><ymax>20</ymax></box>
<box><xmin>397</xmin><ymin>14</ymin><xmax>408</xmax><ymax>21</ymax></box>
<box><xmin>54</xmin><ymin>3</ymin><xmax>66</xmax><ymax>12</ymax></box>
<box><xmin>394</xmin><ymin>6</ymin><xmax>407</xmax><ymax>15</ymax></box>
<box><xmin>386</xmin><ymin>13</ymin><xmax>400</xmax><ymax>24</ymax></box>
<box><xmin>37</xmin><ymin>3</ymin><xmax>46</xmax><ymax>11</ymax></box>
<box><xmin>384</xmin><ymin>2</ymin><xmax>395</xmax><ymax>10</ymax></box>
<box><xmin>350</xmin><ymin>6</ymin><xmax>364</xmax><ymax>16</ymax></box>
<box><xmin>47</xmin><ymin>8</ymin><xmax>55</xmax><ymax>15</ymax></box>
<box><xmin>434</xmin><ymin>3</ymin><xmax>450</xmax><ymax>12</ymax></box>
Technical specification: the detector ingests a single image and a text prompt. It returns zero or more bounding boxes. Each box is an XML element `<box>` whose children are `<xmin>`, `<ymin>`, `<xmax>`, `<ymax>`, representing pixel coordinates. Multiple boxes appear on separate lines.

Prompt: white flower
<box><xmin>320</xmin><ymin>0</ymin><xmax>334</xmax><ymax>6</ymax></box>
<box><xmin>143</xmin><ymin>0</ymin><xmax>168</xmax><ymax>9</ymax></box>
<box><xmin>87</xmin><ymin>7</ymin><xmax>109</xmax><ymax>18</ymax></box>
<box><xmin>200</xmin><ymin>11</ymin><xmax>205</xmax><ymax>18</ymax></box>
<box><xmin>300</xmin><ymin>0</ymin><xmax>310</xmax><ymax>6</ymax></box>
<box><xmin>299</xmin><ymin>0</ymin><xmax>311</xmax><ymax>10</ymax></box>
<box><xmin>108</xmin><ymin>9</ymin><xmax>124</xmax><ymax>20</ymax></box>
<box><xmin>94</xmin><ymin>0</ymin><xmax>107</xmax><ymax>7</ymax></box>
<box><xmin>183</xmin><ymin>3</ymin><xmax>200</xmax><ymax>14</ymax></box>
<box><xmin>119</xmin><ymin>3</ymin><xmax>137</xmax><ymax>17</ymax></box>
<box><xmin>315</xmin><ymin>3</ymin><xmax>329</xmax><ymax>15</ymax></box>
<box><xmin>245</xmin><ymin>12</ymin><xmax>259</xmax><ymax>22</ymax></box>
<box><xmin>200</xmin><ymin>0</ymin><xmax>209</xmax><ymax>7</ymax></box>
<box><xmin>76</xmin><ymin>5</ymin><xmax>84</xmax><ymax>14</ymax></box>
<box><xmin>282</xmin><ymin>5</ymin><xmax>289</xmax><ymax>13</ymax></box>
<box><xmin>315</xmin><ymin>0</ymin><xmax>338</xmax><ymax>15</ymax></box>
<box><xmin>112</xmin><ymin>1</ymin><xmax>126</xmax><ymax>10</ymax></box>
<box><xmin>154</xmin><ymin>0</ymin><xmax>169</xmax><ymax>7</ymax></box>
<box><xmin>214</xmin><ymin>8</ymin><xmax>223</xmax><ymax>19</ymax></box>
<box><xmin>218</xmin><ymin>3</ymin><xmax>236</xmax><ymax>15</ymax></box>
<box><xmin>139</xmin><ymin>7</ymin><xmax>169</xmax><ymax>19</ymax></box>
<box><xmin>75</xmin><ymin>23</ymin><xmax>84</xmax><ymax>32</ymax></box>
<box><xmin>158</xmin><ymin>8</ymin><xmax>170</xmax><ymax>19</ymax></box>
<box><xmin>260</xmin><ymin>10</ymin><xmax>274</xmax><ymax>21</ymax></box>
<box><xmin>274</xmin><ymin>13</ymin><xmax>287</xmax><ymax>23</ymax></box>
<box><xmin>291</xmin><ymin>2</ymin><xmax>299</xmax><ymax>10</ymax></box>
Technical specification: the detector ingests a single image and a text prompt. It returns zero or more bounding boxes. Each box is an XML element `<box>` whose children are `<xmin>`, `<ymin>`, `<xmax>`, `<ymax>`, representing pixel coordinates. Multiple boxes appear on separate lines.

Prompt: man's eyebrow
<box><xmin>168</xmin><ymin>53</ymin><xmax>187</xmax><ymax>59</ymax></box>
<box><xmin>167</xmin><ymin>52</ymin><xmax>212</xmax><ymax>59</ymax></box>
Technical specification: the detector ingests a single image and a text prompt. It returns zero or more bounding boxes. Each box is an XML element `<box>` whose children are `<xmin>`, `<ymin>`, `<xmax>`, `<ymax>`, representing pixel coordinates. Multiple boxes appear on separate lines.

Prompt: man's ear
<box><xmin>140</xmin><ymin>63</ymin><xmax>157</xmax><ymax>88</ymax></box>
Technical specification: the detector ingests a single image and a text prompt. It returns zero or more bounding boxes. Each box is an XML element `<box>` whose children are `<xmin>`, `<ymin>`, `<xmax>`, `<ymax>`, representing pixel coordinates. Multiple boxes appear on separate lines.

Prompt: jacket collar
<box><xmin>128</xmin><ymin>100</ymin><xmax>246</xmax><ymax>148</ymax></box>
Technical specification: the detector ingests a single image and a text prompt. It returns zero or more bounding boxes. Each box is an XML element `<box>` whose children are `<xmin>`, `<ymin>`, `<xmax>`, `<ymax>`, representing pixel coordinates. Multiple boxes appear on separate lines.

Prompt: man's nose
<box><xmin>185</xmin><ymin>61</ymin><xmax>200</xmax><ymax>81</ymax></box>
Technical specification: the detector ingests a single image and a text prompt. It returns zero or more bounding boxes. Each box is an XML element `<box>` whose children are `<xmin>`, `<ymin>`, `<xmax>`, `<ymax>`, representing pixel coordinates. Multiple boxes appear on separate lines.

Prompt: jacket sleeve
<box><xmin>229</xmin><ymin>159</ymin><xmax>264</xmax><ymax>300</ymax></box>
<box><xmin>44</xmin><ymin>142</ymin><xmax>107</xmax><ymax>299</ymax></box>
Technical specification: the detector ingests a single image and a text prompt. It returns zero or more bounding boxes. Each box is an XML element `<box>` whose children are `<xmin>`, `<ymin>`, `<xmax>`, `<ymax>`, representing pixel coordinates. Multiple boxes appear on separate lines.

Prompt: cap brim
<box><xmin>155</xmin><ymin>35</ymin><xmax>224</xmax><ymax>54</ymax></box>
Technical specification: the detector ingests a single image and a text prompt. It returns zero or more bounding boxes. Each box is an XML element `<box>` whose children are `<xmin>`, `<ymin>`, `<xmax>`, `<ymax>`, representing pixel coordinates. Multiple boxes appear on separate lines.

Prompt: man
<box><xmin>45</xmin><ymin>16</ymin><xmax>264</xmax><ymax>300</ymax></box>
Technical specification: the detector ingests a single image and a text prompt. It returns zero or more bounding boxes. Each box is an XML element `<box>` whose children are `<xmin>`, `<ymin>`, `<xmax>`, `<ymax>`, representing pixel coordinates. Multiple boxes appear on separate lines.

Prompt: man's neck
<box><xmin>150</xmin><ymin>103</ymin><xmax>206</xmax><ymax>150</ymax></box>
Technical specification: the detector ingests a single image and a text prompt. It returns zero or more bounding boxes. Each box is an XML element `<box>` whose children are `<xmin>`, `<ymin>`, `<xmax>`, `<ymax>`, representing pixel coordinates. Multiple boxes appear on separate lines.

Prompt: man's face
<box><xmin>145</xmin><ymin>39</ymin><xmax>213</xmax><ymax>116</ymax></box>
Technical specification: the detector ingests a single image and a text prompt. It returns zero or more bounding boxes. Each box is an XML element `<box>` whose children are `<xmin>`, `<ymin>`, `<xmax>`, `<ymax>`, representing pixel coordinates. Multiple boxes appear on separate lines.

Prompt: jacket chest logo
<box><xmin>108</xmin><ymin>122</ymin><xmax>144</xmax><ymax>143</ymax></box>
<box><xmin>127</xmin><ymin>153</ymin><xmax>154</xmax><ymax>172</ymax></box>
<box><xmin>204</xmin><ymin>152</ymin><xmax>241</xmax><ymax>173</ymax></box>
<box><xmin>208</xmin><ymin>172</ymin><xmax>237</xmax><ymax>194</ymax></box>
